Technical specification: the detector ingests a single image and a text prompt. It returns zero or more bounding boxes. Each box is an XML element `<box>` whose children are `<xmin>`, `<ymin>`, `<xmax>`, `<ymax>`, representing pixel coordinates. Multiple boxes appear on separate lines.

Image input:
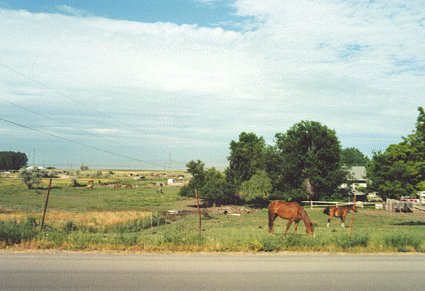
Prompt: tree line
<box><xmin>0</xmin><ymin>151</ymin><xmax>28</xmax><ymax>170</ymax></box>
<box><xmin>180</xmin><ymin>107</ymin><xmax>424</xmax><ymax>205</ymax></box>
<box><xmin>180</xmin><ymin>120</ymin><xmax>367</xmax><ymax>205</ymax></box>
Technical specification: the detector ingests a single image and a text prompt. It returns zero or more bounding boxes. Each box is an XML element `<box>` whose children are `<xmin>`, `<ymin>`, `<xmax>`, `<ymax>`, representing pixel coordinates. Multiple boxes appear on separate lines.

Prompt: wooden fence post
<box><xmin>41</xmin><ymin>179</ymin><xmax>52</xmax><ymax>231</ymax></box>
<box><xmin>350</xmin><ymin>192</ymin><xmax>357</xmax><ymax>234</ymax></box>
<box><xmin>195</xmin><ymin>189</ymin><xmax>201</xmax><ymax>232</ymax></box>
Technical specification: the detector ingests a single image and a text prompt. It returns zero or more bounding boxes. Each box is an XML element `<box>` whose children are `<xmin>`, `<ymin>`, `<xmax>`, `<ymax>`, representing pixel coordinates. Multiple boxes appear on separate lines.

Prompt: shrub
<box><xmin>63</xmin><ymin>221</ymin><xmax>79</xmax><ymax>233</ymax></box>
<box><xmin>0</xmin><ymin>218</ymin><xmax>38</xmax><ymax>246</ymax></box>
<box><xmin>260</xmin><ymin>236</ymin><xmax>281</xmax><ymax>252</ymax></box>
<box><xmin>112</xmin><ymin>233</ymin><xmax>139</xmax><ymax>246</ymax></box>
<box><xmin>37</xmin><ymin>230</ymin><xmax>67</xmax><ymax>247</ymax></box>
<box><xmin>333</xmin><ymin>233</ymin><xmax>369</xmax><ymax>250</ymax></box>
<box><xmin>109</xmin><ymin>216</ymin><xmax>165</xmax><ymax>233</ymax></box>
<box><xmin>383</xmin><ymin>233</ymin><xmax>422</xmax><ymax>252</ymax></box>
<box><xmin>18</xmin><ymin>167</ymin><xmax>47</xmax><ymax>189</ymax></box>
<box><xmin>160</xmin><ymin>226</ymin><xmax>205</xmax><ymax>246</ymax></box>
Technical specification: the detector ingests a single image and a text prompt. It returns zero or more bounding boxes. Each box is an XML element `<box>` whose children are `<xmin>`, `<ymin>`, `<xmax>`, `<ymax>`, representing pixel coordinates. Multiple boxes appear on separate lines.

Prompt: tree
<box><xmin>200</xmin><ymin>168</ymin><xmax>227</xmax><ymax>206</ymax></box>
<box><xmin>179</xmin><ymin>160</ymin><xmax>232</xmax><ymax>205</ymax></box>
<box><xmin>368</xmin><ymin>107</ymin><xmax>425</xmax><ymax>199</ymax></box>
<box><xmin>341</xmin><ymin>147</ymin><xmax>369</xmax><ymax>167</ymax></box>
<box><xmin>239</xmin><ymin>170</ymin><xmax>272</xmax><ymax>205</ymax></box>
<box><xmin>179</xmin><ymin>160</ymin><xmax>206</xmax><ymax>197</ymax></box>
<box><xmin>275</xmin><ymin>121</ymin><xmax>345</xmax><ymax>200</ymax></box>
<box><xmin>18</xmin><ymin>167</ymin><xmax>47</xmax><ymax>189</ymax></box>
<box><xmin>0</xmin><ymin>151</ymin><xmax>28</xmax><ymax>170</ymax></box>
<box><xmin>225</xmin><ymin>132</ymin><xmax>266</xmax><ymax>195</ymax></box>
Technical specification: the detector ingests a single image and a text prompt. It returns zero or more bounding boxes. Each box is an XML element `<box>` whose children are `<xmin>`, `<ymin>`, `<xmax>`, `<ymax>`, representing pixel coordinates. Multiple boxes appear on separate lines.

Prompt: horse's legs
<box><xmin>293</xmin><ymin>221</ymin><xmax>299</xmax><ymax>232</ymax></box>
<box><xmin>284</xmin><ymin>219</ymin><xmax>293</xmax><ymax>235</ymax></box>
<box><xmin>340</xmin><ymin>216</ymin><xmax>345</xmax><ymax>228</ymax></box>
<box><xmin>327</xmin><ymin>215</ymin><xmax>331</xmax><ymax>228</ymax></box>
<box><xmin>268</xmin><ymin>213</ymin><xmax>277</xmax><ymax>234</ymax></box>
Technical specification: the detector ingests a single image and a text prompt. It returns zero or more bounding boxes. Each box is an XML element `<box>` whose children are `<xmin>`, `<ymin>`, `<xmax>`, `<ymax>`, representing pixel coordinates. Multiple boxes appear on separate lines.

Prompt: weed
<box><xmin>0</xmin><ymin>219</ymin><xmax>38</xmax><ymax>246</ymax></box>
<box><xmin>332</xmin><ymin>233</ymin><xmax>369</xmax><ymax>250</ymax></box>
<box><xmin>383</xmin><ymin>233</ymin><xmax>423</xmax><ymax>252</ymax></box>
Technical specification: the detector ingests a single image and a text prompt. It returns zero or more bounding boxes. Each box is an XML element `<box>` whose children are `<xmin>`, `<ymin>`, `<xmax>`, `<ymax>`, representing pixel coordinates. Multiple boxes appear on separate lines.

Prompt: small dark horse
<box><xmin>268</xmin><ymin>201</ymin><xmax>315</xmax><ymax>237</ymax></box>
<box><xmin>323</xmin><ymin>205</ymin><xmax>357</xmax><ymax>228</ymax></box>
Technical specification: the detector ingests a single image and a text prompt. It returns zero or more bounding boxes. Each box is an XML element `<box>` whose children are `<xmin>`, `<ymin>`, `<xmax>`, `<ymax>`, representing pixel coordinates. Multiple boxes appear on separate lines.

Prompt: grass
<box><xmin>1</xmin><ymin>172</ymin><xmax>425</xmax><ymax>252</ymax></box>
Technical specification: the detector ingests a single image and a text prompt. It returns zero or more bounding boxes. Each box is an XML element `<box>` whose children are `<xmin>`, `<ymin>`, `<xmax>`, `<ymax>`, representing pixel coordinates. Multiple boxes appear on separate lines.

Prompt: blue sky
<box><xmin>0</xmin><ymin>0</ymin><xmax>424</xmax><ymax>169</ymax></box>
<box><xmin>1</xmin><ymin>0</ymin><xmax>251</xmax><ymax>30</ymax></box>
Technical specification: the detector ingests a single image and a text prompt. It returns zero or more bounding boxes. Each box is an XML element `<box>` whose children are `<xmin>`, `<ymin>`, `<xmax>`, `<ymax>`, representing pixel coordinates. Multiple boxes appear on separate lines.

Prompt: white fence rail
<box><xmin>301</xmin><ymin>201</ymin><xmax>382</xmax><ymax>209</ymax></box>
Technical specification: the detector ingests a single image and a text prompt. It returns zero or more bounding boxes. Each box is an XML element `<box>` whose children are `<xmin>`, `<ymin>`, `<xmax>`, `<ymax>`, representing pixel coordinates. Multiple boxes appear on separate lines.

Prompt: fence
<box><xmin>302</xmin><ymin>201</ymin><xmax>382</xmax><ymax>209</ymax></box>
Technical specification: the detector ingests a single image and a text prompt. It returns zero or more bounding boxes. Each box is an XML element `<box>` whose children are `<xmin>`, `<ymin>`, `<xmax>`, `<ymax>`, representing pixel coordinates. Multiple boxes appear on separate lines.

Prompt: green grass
<box><xmin>1</xmin><ymin>174</ymin><xmax>425</xmax><ymax>252</ymax></box>
<box><xmin>0</xmin><ymin>176</ymin><xmax>185</xmax><ymax>212</ymax></box>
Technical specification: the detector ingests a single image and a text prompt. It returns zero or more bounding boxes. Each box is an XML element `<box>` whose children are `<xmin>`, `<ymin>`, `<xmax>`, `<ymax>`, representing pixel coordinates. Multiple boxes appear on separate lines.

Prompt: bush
<box><xmin>333</xmin><ymin>233</ymin><xmax>369</xmax><ymax>249</ymax></box>
<box><xmin>383</xmin><ymin>233</ymin><xmax>422</xmax><ymax>252</ymax></box>
<box><xmin>18</xmin><ymin>167</ymin><xmax>48</xmax><ymax>189</ymax></box>
<box><xmin>63</xmin><ymin>221</ymin><xmax>79</xmax><ymax>233</ymax></box>
<box><xmin>109</xmin><ymin>216</ymin><xmax>165</xmax><ymax>233</ymax></box>
<box><xmin>160</xmin><ymin>225</ymin><xmax>205</xmax><ymax>246</ymax></box>
<box><xmin>0</xmin><ymin>218</ymin><xmax>38</xmax><ymax>246</ymax></box>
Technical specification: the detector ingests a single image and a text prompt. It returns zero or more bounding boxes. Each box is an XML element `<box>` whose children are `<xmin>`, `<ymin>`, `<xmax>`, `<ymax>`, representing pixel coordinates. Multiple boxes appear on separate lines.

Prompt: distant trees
<box><xmin>181</xmin><ymin>121</ymin><xmax>346</xmax><ymax>205</ymax></box>
<box><xmin>341</xmin><ymin>147</ymin><xmax>369</xmax><ymax>167</ymax></box>
<box><xmin>0</xmin><ymin>151</ymin><xmax>28</xmax><ymax>170</ymax></box>
<box><xmin>182</xmin><ymin>107</ymin><xmax>424</xmax><ymax>205</ymax></box>
<box><xmin>368</xmin><ymin>107</ymin><xmax>425</xmax><ymax>199</ymax></box>
<box><xmin>179</xmin><ymin>160</ymin><xmax>227</xmax><ymax>205</ymax></box>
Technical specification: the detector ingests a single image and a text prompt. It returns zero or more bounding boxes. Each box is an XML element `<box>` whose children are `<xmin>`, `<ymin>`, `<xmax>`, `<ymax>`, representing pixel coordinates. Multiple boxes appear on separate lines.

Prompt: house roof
<box><xmin>348</xmin><ymin>166</ymin><xmax>367</xmax><ymax>181</ymax></box>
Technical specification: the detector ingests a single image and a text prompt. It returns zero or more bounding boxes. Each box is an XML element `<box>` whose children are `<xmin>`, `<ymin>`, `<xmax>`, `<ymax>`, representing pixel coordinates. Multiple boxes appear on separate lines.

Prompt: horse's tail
<box><xmin>323</xmin><ymin>206</ymin><xmax>330</xmax><ymax>215</ymax></box>
<box><xmin>267</xmin><ymin>203</ymin><xmax>275</xmax><ymax>234</ymax></box>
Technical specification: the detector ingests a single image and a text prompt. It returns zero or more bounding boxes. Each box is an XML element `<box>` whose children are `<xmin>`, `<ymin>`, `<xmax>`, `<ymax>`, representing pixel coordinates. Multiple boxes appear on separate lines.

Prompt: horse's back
<box><xmin>268</xmin><ymin>200</ymin><xmax>302</xmax><ymax>218</ymax></box>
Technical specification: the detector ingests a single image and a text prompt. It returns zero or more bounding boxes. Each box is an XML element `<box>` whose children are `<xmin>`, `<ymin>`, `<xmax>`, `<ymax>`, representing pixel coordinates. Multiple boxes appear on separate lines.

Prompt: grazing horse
<box><xmin>268</xmin><ymin>201</ymin><xmax>315</xmax><ymax>237</ymax></box>
<box><xmin>323</xmin><ymin>205</ymin><xmax>357</xmax><ymax>228</ymax></box>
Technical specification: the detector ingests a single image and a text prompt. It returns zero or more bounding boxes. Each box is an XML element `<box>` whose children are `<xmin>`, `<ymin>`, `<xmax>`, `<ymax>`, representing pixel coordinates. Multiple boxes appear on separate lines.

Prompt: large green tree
<box><xmin>368</xmin><ymin>107</ymin><xmax>425</xmax><ymax>199</ymax></box>
<box><xmin>225</xmin><ymin>132</ymin><xmax>266</xmax><ymax>195</ymax></box>
<box><xmin>179</xmin><ymin>160</ymin><xmax>230</xmax><ymax>204</ymax></box>
<box><xmin>179</xmin><ymin>160</ymin><xmax>206</xmax><ymax>197</ymax></box>
<box><xmin>0</xmin><ymin>151</ymin><xmax>28</xmax><ymax>170</ymax></box>
<box><xmin>340</xmin><ymin>147</ymin><xmax>369</xmax><ymax>167</ymax></box>
<box><xmin>275</xmin><ymin>121</ymin><xmax>345</xmax><ymax>200</ymax></box>
<box><xmin>200</xmin><ymin>168</ymin><xmax>227</xmax><ymax>205</ymax></box>
<box><xmin>239</xmin><ymin>170</ymin><xmax>272</xmax><ymax>206</ymax></box>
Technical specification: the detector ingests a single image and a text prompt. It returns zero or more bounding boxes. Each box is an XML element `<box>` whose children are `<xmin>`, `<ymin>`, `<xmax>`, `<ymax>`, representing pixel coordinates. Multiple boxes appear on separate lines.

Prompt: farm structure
<box><xmin>386</xmin><ymin>199</ymin><xmax>425</xmax><ymax>213</ymax></box>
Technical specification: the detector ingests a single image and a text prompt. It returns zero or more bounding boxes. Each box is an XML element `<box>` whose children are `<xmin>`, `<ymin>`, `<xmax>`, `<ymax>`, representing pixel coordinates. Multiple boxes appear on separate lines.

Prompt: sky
<box><xmin>0</xmin><ymin>0</ymin><xmax>424</xmax><ymax>170</ymax></box>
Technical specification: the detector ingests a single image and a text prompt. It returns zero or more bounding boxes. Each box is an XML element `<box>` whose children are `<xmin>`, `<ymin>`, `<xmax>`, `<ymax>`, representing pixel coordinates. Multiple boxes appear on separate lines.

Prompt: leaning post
<box><xmin>41</xmin><ymin>178</ymin><xmax>53</xmax><ymax>231</ymax></box>
<box><xmin>350</xmin><ymin>191</ymin><xmax>357</xmax><ymax>234</ymax></box>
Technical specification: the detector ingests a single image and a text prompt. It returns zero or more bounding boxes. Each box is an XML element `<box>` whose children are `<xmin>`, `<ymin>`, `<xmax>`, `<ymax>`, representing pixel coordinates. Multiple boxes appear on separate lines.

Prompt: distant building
<box><xmin>340</xmin><ymin>166</ymin><xmax>368</xmax><ymax>201</ymax></box>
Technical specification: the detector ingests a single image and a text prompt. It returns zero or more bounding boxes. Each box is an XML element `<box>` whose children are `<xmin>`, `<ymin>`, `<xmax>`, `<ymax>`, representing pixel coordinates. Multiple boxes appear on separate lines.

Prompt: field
<box><xmin>1</xmin><ymin>170</ymin><xmax>425</xmax><ymax>252</ymax></box>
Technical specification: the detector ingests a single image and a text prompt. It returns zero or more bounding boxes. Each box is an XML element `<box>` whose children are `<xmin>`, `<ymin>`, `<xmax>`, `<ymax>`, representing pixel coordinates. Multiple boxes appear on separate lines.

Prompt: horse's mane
<box><xmin>300</xmin><ymin>208</ymin><xmax>314</xmax><ymax>229</ymax></box>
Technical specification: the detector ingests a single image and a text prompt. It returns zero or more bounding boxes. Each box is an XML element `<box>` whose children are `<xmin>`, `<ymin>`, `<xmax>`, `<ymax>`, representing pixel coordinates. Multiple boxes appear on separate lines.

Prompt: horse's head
<box><xmin>306</xmin><ymin>222</ymin><xmax>315</xmax><ymax>238</ymax></box>
<box><xmin>352</xmin><ymin>205</ymin><xmax>358</xmax><ymax>212</ymax></box>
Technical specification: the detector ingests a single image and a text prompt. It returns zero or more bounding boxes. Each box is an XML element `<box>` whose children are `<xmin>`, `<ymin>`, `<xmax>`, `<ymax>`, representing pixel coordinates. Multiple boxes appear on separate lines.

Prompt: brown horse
<box><xmin>323</xmin><ymin>205</ymin><xmax>357</xmax><ymax>228</ymax></box>
<box><xmin>268</xmin><ymin>201</ymin><xmax>315</xmax><ymax>237</ymax></box>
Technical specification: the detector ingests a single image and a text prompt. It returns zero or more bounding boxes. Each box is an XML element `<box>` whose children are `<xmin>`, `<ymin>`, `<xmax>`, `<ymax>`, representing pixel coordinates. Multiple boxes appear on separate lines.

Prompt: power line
<box><xmin>0</xmin><ymin>62</ymin><xmax>156</xmax><ymax>139</ymax></box>
<box><xmin>0</xmin><ymin>62</ymin><xmax>169</xmax><ymax>161</ymax></box>
<box><xmin>0</xmin><ymin>116</ymin><xmax>163</xmax><ymax>166</ymax></box>
<box><xmin>0</xmin><ymin>97</ymin><xmax>165</xmax><ymax>160</ymax></box>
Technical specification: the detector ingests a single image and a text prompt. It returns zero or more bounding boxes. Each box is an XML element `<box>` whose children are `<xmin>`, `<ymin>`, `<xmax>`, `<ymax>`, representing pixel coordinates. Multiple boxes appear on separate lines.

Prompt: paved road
<box><xmin>0</xmin><ymin>252</ymin><xmax>424</xmax><ymax>290</ymax></box>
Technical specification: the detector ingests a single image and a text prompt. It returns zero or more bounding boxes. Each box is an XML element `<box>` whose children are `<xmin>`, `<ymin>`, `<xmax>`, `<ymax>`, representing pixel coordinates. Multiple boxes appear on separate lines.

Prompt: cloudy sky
<box><xmin>0</xmin><ymin>0</ymin><xmax>424</xmax><ymax>170</ymax></box>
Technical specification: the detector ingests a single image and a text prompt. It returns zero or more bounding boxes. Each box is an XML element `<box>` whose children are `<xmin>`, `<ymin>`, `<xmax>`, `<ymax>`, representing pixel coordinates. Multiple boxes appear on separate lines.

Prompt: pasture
<box><xmin>1</xmin><ymin>170</ymin><xmax>424</xmax><ymax>252</ymax></box>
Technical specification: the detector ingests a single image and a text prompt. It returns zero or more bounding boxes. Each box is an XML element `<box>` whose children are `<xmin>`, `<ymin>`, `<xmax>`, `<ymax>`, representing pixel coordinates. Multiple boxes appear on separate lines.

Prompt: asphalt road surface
<box><xmin>1</xmin><ymin>252</ymin><xmax>424</xmax><ymax>290</ymax></box>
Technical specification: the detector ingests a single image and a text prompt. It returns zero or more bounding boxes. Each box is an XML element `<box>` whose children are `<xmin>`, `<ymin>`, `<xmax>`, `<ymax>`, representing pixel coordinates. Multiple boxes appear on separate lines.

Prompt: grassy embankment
<box><xmin>1</xmin><ymin>171</ymin><xmax>424</xmax><ymax>252</ymax></box>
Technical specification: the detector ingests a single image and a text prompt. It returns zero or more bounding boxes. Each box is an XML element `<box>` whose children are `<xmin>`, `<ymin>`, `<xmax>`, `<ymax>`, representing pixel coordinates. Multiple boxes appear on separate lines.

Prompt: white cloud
<box><xmin>55</xmin><ymin>5</ymin><xmax>89</xmax><ymax>17</ymax></box>
<box><xmin>0</xmin><ymin>1</ymin><xmax>424</xmax><ymax>168</ymax></box>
